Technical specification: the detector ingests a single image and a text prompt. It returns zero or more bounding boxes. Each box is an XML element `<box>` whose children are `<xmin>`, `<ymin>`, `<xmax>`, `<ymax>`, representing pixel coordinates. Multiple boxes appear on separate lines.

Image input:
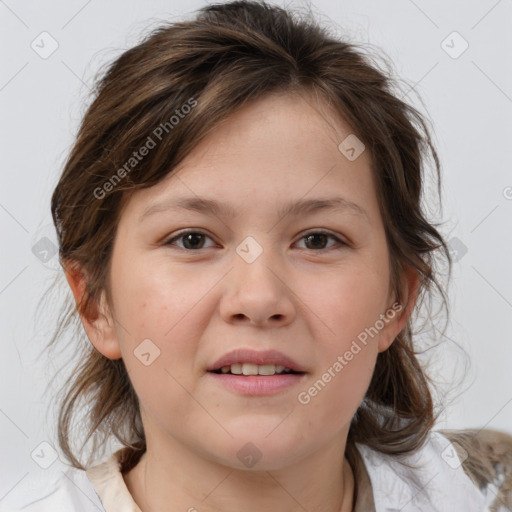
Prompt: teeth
<box><xmin>218</xmin><ymin>363</ymin><xmax>294</xmax><ymax>375</ymax></box>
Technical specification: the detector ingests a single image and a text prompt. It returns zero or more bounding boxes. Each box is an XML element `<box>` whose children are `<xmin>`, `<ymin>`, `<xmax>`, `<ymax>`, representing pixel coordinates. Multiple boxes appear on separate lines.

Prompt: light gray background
<box><xmin>1</xmin><ymin>0</ymin><xmax>511</xmax><ymax>497</ymax></box>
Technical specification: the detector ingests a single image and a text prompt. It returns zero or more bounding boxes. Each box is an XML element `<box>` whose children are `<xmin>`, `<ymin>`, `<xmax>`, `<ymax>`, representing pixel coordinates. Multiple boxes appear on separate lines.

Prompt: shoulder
<box><xmin>0</xmin><ymin>461</ymin><xmax>104</xmax><ymax>512</ymax></box>
<box><xmin>354</xmin><ymin>428</ymin><xmax>512</xmax><ymax>512</ymax></box>
<box><xmin>439</xmin><ymin>427</ymin><xmax>512</xmax><ymax>512</ymax></box>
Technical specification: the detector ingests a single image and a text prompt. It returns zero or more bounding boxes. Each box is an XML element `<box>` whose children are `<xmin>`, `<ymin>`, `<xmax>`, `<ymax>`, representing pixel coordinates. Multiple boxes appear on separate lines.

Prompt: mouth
<box><xmin>207</xmin><ymin>348</ymin><xmax>307</xmax><ymax>374</ymax></box>
<box><xmin>206</xmin><ymin>349</ymin><xmax>307</xmax><ymax>395</ymax></box>
<box><xmin>208</xmin><ymin>363</ymin><xmax>305</xmax><ymax>376</ymax></box>
<box><xmin>206</xmin><ymin>348</ymin><xmax>307</xmax><ymax>396</ymax></box>
<box><xmin>206</xmin><ymin>365</ymin><xmax>306</xmax><ymax>396</ymax></box>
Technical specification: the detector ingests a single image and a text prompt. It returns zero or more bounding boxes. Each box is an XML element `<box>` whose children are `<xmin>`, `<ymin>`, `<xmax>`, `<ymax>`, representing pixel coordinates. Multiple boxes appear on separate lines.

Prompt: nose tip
<box><xmin>220</xmin><ymin>250</ymin><xmax>295</xmax><ymax>327</ymax></box>
<box><xmin>233</xmin><ymin>311</ymin><xmax>285</xmax><ymax>325</ymax></box>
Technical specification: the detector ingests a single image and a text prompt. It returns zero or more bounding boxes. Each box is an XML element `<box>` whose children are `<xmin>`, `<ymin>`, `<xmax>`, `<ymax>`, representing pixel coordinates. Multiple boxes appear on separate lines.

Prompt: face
<box><xmin>74</xmin><ymin>92</ymin><xmax>415</xmax><ymax>471</ymax></box>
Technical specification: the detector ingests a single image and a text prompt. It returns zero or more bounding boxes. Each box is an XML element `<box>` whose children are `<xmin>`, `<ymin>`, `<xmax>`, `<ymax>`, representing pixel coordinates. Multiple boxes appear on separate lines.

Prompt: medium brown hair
<box><xmin>46</xmin><ymin>0</ymin><xmax>453</xmax><ymax>473</ymax></box>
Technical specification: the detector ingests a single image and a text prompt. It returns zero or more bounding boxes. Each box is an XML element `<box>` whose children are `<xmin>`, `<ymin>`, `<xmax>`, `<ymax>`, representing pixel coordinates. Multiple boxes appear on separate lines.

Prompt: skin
<box><xmin>65</xmin><ymin>91</ymin><xmax>419</xmax><ymax>512</ymax></box>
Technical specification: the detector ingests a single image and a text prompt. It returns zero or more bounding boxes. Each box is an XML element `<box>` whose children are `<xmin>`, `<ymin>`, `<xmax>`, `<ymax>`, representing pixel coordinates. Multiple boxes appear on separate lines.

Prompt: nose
<box><xmin>219</xmin><ymin>242</ymin><xmax>296</xmax><ymax>328</ymax></box>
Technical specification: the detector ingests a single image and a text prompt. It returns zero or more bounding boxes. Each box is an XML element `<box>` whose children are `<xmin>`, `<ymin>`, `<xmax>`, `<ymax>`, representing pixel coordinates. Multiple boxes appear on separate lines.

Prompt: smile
<box><xmin>210</xmin><ymin>363</ymin><xmax>302</xmax><ymax>375</ymax></box>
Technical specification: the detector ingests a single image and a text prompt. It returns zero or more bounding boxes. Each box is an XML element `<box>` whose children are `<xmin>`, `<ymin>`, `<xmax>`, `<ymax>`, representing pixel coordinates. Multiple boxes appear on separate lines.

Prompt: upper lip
<box><xmin>208</xmin><ymin>348</ymin><xmax>306</xmax><ymax>373</ymax></box>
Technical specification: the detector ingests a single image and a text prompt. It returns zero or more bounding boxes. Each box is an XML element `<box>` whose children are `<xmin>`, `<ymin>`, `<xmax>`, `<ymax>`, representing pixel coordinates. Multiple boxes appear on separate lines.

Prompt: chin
<box><xmin>215</xmin><ymin>431</ymin><xmax>309</xmax><ymax>471</ymax></box>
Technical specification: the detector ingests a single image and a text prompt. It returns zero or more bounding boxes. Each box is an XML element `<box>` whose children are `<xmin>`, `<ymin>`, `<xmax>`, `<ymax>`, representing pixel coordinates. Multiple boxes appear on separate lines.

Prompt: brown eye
<box><xmin>296</xmin><ymin>231</ymin><xmax>346</xmax><ymax>251</ymax></box>
<box><xmin>165</xmin><ymin>231</ymin><xmax>215</xmax><ymax>250</ymax></box>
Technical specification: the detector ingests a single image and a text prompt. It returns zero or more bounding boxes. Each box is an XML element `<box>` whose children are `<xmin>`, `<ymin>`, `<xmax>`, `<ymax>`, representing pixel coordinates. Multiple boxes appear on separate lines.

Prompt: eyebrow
<box><xmin>139</xmin><ymin>196</ymin><xmax>368</xmax><ymax>223</ymax></box>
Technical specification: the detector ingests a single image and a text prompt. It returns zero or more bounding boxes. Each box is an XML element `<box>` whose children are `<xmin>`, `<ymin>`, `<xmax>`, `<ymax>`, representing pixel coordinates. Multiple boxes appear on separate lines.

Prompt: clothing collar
<box><xmin>86</xmin><ymin>431</ymin><xmax>486</xmax><ymax>512</ymax></box>
<box><xmin>355</xmin><ymin>431</ymin><xmax>487</xmax><ymax>511</ymax></box>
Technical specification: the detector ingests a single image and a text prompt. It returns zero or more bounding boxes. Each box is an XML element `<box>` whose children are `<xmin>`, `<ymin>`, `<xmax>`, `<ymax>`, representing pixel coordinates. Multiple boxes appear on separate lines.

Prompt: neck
<box><xmin>123</xmin><ymin>439</ymin><xmax>355</xmax><ymax>512</ymax></box>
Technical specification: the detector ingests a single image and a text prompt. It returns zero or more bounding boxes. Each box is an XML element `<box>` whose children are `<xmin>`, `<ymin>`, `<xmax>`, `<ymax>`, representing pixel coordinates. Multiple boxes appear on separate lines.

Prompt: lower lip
<box><xmin>206</xmin><ymin>372</ymin><xmax>306</xmax><ymax>395</ymax></box>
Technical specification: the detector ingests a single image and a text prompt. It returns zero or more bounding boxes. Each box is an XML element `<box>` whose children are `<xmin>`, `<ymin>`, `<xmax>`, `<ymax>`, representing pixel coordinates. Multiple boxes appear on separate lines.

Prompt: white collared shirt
<box><xmin>0</xmin><ymin>431</ymin><xmax>497</xmax><ymax>512</ymax></box>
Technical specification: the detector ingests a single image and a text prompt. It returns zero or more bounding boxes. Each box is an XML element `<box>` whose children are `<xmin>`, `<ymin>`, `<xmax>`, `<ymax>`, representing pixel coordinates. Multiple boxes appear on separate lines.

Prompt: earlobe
<box><xmin>64</xmin><ymin>262</ymin><xmax>122</xmax><ymax>360</ymax></box>
<box><xmin>377</xmin><ymin>265</ymin><xmax>420</xmax><ymax>353</ymax></box>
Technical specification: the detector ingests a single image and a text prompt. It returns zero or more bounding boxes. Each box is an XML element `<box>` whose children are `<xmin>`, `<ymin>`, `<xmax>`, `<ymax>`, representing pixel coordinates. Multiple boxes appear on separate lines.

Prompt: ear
<box><xmin>377</xmin><ymin>264</ymin><xmax>420</xmax><ymax>353</ymax></box>
<box><xmin>64</xmin><ymin>261</ymin><xmax>122</xmax><ymax>360</ymax></box>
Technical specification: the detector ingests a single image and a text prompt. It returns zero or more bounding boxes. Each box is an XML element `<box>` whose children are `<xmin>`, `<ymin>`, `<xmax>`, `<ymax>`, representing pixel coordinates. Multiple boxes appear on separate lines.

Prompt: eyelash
<box><xmin>163</xmin><ymin>229</ymin><xmax>348</xmax><ymax>252</ymax></box>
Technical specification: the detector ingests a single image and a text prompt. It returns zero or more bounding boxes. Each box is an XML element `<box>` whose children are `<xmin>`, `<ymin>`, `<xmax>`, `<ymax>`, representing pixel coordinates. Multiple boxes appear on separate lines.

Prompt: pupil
<box><xmin>184</xmin><ymin>233</ymin><xmax>204</xmax><ymax>249</ymax></box>
<box><xmin>305</xmin><ymin>233</ymin><xmax>327</xmax><ymax>249</ymax></box>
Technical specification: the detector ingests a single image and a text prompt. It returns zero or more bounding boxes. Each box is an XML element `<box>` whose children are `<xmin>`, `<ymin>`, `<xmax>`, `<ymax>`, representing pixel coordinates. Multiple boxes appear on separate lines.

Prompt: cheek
<box><xmin>301</xmin><ymin>264</ymin><xmax>390</xmax><ymax>344</ymax></box>
<box><xmin>300</xmin><ymin>265</ymin><xmax>386</xmax><ymax>412</ymax></box>
<box><xmin>113</xmin><ymin>274</ymin><xmax>206</xmax><ymax>421</ymax></box>
<box><xmin>109</xmin><ymin>260</ymin><xmax>209</xmax><ymax>400</ymax></box>
<box><xmin>296</xmin><ymin>342</ymin><xmax>377</xmax><ymax>438</ymax></box>
<box><xmin>111</xmin><ymin>255</ymin><xmax>202</xmax><ymax>339</ymax></box>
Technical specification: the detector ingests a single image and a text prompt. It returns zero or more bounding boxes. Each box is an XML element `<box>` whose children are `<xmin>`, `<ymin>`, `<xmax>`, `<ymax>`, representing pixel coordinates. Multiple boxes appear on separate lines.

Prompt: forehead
<box><xmin>188</xmin><ymin>91</ymin><xmax>359</xmax><ymax>165</ymax></box>
<box><xmin>120</xmin><ymin>91</ymin><xmax>381</xmax><ymax>227</ymax></box>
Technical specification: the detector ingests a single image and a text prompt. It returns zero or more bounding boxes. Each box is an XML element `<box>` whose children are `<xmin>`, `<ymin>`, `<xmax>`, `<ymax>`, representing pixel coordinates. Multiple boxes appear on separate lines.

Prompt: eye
<box><xmin>163</xmin><ymin>229</ymin><xmax>347</xmax><ymax>252</ymax></box>
<box><xmin>164</xmin><ymin>230</ymin><xmax>216</xmax><ymax>250</ymax></box>
<box><xmin>294</xmin><ymin>230</ymin><xmax>347</xmax><ymax>251</ymax></box>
